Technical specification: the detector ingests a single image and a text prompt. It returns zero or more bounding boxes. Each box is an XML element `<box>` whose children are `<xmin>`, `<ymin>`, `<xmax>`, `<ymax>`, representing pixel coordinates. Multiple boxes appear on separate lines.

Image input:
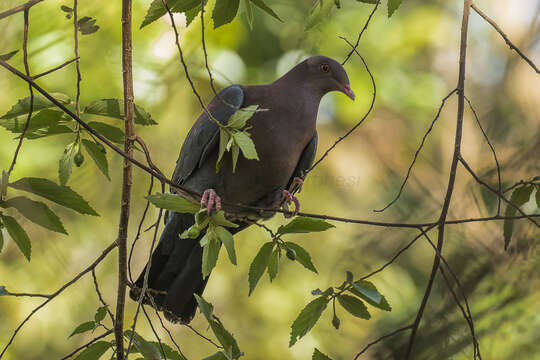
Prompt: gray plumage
<box><xmin>130</xmin><ymin>55</ymin><xmax>354</xmax><ymax>323</ymax></box>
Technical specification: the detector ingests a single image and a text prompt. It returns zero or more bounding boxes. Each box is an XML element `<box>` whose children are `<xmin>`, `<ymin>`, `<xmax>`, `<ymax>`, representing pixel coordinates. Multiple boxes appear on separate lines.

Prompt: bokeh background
<box><xmin>1</xmin><ymin>0</ymin><xmax>539</xmax><ymax>359</ymax></box>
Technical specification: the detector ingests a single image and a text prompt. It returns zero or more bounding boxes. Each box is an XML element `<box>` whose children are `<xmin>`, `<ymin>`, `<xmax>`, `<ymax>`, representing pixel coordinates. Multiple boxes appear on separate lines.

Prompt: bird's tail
<box><xmin>129</xmin><ymin>211</ymin><xmax>207</xmax><ymax>323</ymax></box>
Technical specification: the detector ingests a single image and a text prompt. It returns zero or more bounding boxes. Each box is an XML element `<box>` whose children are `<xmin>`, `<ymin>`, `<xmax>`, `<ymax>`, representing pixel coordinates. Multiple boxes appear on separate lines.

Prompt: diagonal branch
<box><xmin>0</xmin><ymin>0</ymin><xmax>42</xmax><ymax>20</ymax></box>
<box><xmin>342</xmin><ymin>0</ymin><xmax>380</xmax><ymax>65</ymax></box>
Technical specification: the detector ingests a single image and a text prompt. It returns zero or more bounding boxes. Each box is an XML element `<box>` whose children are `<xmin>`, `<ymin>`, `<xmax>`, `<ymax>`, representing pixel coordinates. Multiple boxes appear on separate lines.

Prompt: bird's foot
<box><xmin>289</xmin><ymin>177</ymin><xmax>304</xmax><ymax>193</ymax></box>
<box><xmin>282</xmin><ymin>190</ymin><xmax>300</xmax><ymax>218</ymax></box>
<box><xmin>201</xmin><ymin>189</ymin><xmax>222</xmax><ymax>215</ymax></box>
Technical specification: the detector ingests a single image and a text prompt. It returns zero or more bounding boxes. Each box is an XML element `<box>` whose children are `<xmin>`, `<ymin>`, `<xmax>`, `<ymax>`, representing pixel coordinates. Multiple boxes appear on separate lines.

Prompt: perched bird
<box><xmin>130</xmin><ymin>55</ymin><xmax>355</xmax><ymax>323</ymax></box>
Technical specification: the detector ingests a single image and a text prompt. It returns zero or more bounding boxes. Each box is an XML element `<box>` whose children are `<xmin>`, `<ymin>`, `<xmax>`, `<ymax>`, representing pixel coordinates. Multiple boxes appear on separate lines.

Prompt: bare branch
<box><xmin>353</xmin><ymin>325</ymin><xmax>413</xmax><ymax>359</ymax></box>
<box><xmin>471</xmin><ymin>3</ymin><xmax>540</xmax><ymax>75</ymax></box>
<box><xmin>32</xmin><ymin>57</ymin><xmax>79</xmax><ymax>79</ymax></box>
<box><xmin>0</xmin><ymin>0</ymin><xmax>42</xmax><ymax>20</ymax></box>
<box><xmin>342</xmin><ymin>0</ymin><xmax>380</xmax><ymax>65</ymax></box>
<box><xmin>59</xmin><ymin>330</ymin><xmax>113</xmax><ymax>360</ymax></box>
<box><xmin>92</xmin><ymin>269</ymin><xmax>115</xmax><ymax>324</ymax></box>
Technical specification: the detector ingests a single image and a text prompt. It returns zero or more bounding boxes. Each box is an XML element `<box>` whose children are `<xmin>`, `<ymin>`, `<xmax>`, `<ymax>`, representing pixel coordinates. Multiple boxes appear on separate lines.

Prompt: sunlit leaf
<box><xmin>202</xmin><ymin>233</ymin><xmax>221</xmax><ymax>278</ymax></box>
<box><xmin>140</xmin><ymin>0</ymin><xmax>200</xmax><ymax>28</ymax></box>
<box><xmin>337</xmin><ymin>294</ymin><xmax>370</xmax><ymax>319</ymax></box>
<box><xmin>278</xmin><ymin>216</ymin><xmax>334</xmax><ymax>234</ymax></box>
<box><xmin>0</xmin><ymin>215</ymin><xmax>31</xmax><ymax>260</ymax></box>
<box><xmin>2</xmin><ymin>196</ymin><xmax>67</xmax><ymax>234</ymax></box>
<box><xmin>83</xmin><ymin>99</ymin><xmax>157</xmax><ymax>125</ymax></box>
<box><xmin>233</xmin><ymin>131</ymin><xmax>258</xmax><ymax>160</ymax></box>
<box><xmin>210</xmin><ymin>211</ymin><xmax>238</xmax><ymax>228</ymax></box>
<box><xmin>504</xmin><ymin>185</ymin><xmax>534</xmax><ymax>250</ymax></box>
<box><xmin>284</xmin><ymin>242</ymin><xmax>317</xmax><ymax>273</ymax></box>
<box><xmin>146</xmin><ymin>193</ymin><xmax>199</xmax><ymax>213</ymax></box>
<box><xmin>289</xmin><ymin>296</ymin><xmax>329</xmax><ymax>347</ymax></box>
<box><xmin>0</xmin><ymin>93</ymin><xmax>71</xmax><ymax>119</ymax></box>
<box><xmin>248</xmin><ymin>242</ymin><xmax>273</xmax><ymax>295</ymax></box>
<box><xmin>217</xmin><ymin>129</ymin><xmax>230</xmax><ymax>171</ymax></box>
<box><xmin>213</xmin><ymin>0</ymin><xmax>240</xmax><ymax>28</ymax></box>
<box><xmin>348</xmin><ymin>280</ymin><xmax>391</xmax><ymax>311</ymax></box>
<box><xmin>215</xmin><ymin>226</ymin><xmax>237</xmax><ymax>265</ymax></box>
<box><xmin>82</xmin><ymin>139</ymin><xmax>110</xmax><ymax>180</ymax></box>
<box><xmin>9</xmin><ymin>177</ymin><xmax>98</xmax><ymax>216</ymax></box>
<box><xmin>69</xmin><ymin>321</ymin><xmax>95</xmax><ymax>338</ymax></box>
<box><xmin>73</xmin><ymin>341</ymin><xmax>111</xmax><ymax>360</ymax></box>
<box><xmin>227</xmin><ymin>105</ymin><xmax>258</xmax><ymax>129</ymax></box>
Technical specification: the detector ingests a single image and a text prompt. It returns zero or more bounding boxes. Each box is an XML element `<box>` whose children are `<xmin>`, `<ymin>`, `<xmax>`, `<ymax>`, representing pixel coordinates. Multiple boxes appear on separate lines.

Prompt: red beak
<box><xmin>343</xmin><ymin>84</ymin><xmax>355</xmax><ymax>100</ymax></box>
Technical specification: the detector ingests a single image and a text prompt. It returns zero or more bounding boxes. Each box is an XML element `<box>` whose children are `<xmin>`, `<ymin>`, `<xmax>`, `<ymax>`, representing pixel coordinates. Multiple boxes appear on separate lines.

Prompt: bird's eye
<box><xmin>320</xmin><ymin>64</ymin><xmax>330</xmax><ymax>73</ymax></box>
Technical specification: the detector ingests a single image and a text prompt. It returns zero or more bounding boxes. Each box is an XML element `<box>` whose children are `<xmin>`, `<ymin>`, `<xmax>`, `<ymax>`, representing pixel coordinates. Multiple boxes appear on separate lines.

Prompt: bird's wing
<box><xmin>287</xmin><ymin>132</ymin><xmax>318</xmax><ymax>189</ymax></box>
<box><xmin>171</xmin><ymin>85</ymin><xmax>244</xmax><ymax>186</ymax></box>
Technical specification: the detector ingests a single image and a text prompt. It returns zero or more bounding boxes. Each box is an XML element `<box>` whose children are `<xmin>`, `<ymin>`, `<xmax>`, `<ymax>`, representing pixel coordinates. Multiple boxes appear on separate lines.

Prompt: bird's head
<box><xmin>303</xmin><ymin>55</ymin><xmax>355</xmax><ymax>100</ymax></box>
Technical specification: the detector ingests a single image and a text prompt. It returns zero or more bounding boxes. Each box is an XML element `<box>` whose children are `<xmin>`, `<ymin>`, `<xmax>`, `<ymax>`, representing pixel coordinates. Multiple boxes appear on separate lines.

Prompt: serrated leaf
<box><xmin>0</xmin><ymin>50</ymin><xmax>18</xmax><ymax>61</ymax></box>
<box><xmin>231</xmin><ymin>144</ymin><xmax>240</xmax><ymax>173</ymax></box>
<box><xmin>213</xmin><ymin>0</ymin><xmax>240</xmax><ymax>28</ymax></box>
<box><xmin>146</xmin><ymin>193</ymin><xmax>199</xmax><ymax>213</ymax></box>
<box><xmin>69</xmin><ymin>321</ymin><xmax>95</xmax><ymax>337</ymax></box>
<box><xmin>185</xmin><ymin>4</ymin><xmax>203</xmax><ymax>26</ymax></box>
<box><xmin>81</xmin><ymin>139</ymin><xmax>110</xmax><ymax>180</ymax></box>
<box><xmin>202</xmin><ymin>234</ymin><xmax>221</xmax><ymax>278</ymax></box>
<box><xmin>73</xmin><ymin>341</ymin><xmax>111</xmax><ymax>360</ymax></box>
<box><xmin>140</xmin><ymin>0</ymin><xmax>200</xmax><ymax>28</ymax></box>
<box><xmin>1</xmin><ymin>93</ymin><xmax>71</xmax><ymax>119</ymax></box>
<box><xmin>59</xmin><ymin>141</ymin><xmax>78</xmax><ymax>186</ymax></box>
<box><xmin>387</xmin><ymin>0</ymin><xmax>401</xmax><ymax>17</ymax></box>
<box><xmin>349</xmin><ymin>280</ymin><xmax>381</xmax><ymax>304</ymax></box>
<box><xmin>248</xmin><ymin>242</ymin><xmax>274</xmax><ymax>295</ymax></box>
<box><xmin>25</xmin><ymin>124</ymin><xmax>73</xmax><ymax>139</ymax></box>
<box><xmin>227</xmin><ymin>105</ymin><xmax>258</xmax><ymax>129</ymax></box>
<box><xmin>1</xmin><ymin>215</ymin><xmax>31</xmax><ymax>260</ymax></box>
<box><xmin>87</xmin><ymin>122</ymin><xmax>124</xmax><ymax>144</ymax></box>
<box><xmin>277</xmin><ymin>216</ymin><xmax>334</xmax><ymax>234</ymax></box>
<box><xmin>83</xmin><ymin>99</ymin><xmax>157</xmax><ymax>126</ymax></box>
<box><xmin>313</xmin><ymin>348</ymin><xmax>333</xmax><ymax>360</ymax></box>
<box><xmin>210</xmin><ymin>322</ymin><xmax>241</xmax><ymax>358</ymax></box>
<box><xmin>504</xmin><ymin>185</ymin><xmax>534</xmax><ymax>250</ymax></box>
<box><xmin>250</xmin><ymin>0</ymin><xmax>282</xmax><ymax>22</ymax></box>
<box><xmin>267</xmin><ymin>248</ymin><xmax>279</xmax><ymax>281</ymax></box>
<box><xmin>94</xmin><ymin>306</ymin><xmax>107</xmax><ymax>323</ymax></box>
<box><xmin>9</xmin><ymin>177</ymin><xmax>98</xmax><ymax>216</ymax></box>
<box><xmin>124</xmin><ymin>330</ymin><xmax>161</xmax><ymax>359</ymax></box>
<box><xmin>348</xmin><ymin>280</ymin><xmax>391</xmax><ymax>311</ymax></box>
<box><xmin>215</xmin><ymin>226</ymin><xmax>236</xmax><ymax>265</ymax></box>
<box><xmin>1</xmin><ymin>109</ymin><xmax>66</xmax><ymax>134</ymax></box>
<box><xmin>289</xmin><ymin>296</ymin><xmax>329</xmax><ymax>347</ymax></box>
<box><xmin>217</xmin><ymin>129</ymin><xmax>230</xmax><ymax>171</ymax></box>
<box><xmin>284</xmin><ymin>242</ymin><xmax>317</xmax><ymax>273</ymax></box>
<box><xmin>194</xmin><ymin>293</ymin><xmax>214</xmax><ymax>320</ymax></box>
<box><xmin>210</xmin><ymin>211</ymin><xmax>238</xmax><ymax>228</ymax></box>
<box><xmin>233</xmin><ymin>131</ymin><xmax>259</xmax><ymax>160</ymax></box>
<box><xmin>337</xmin><ymin>294</ymin><xmax>370</xmax><ymax>319</ymax></box>
<box><xmin>2</xmin><ymin>196</ymin><xmax>67</xmax><ymax>234</ymax></box>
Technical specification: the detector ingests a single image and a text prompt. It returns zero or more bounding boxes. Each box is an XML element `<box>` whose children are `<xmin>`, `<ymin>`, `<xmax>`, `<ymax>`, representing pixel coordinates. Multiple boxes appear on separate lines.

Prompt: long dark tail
<box><xmin>129</xmin><ymin>212</ymin><xmax>246</xmax><ymax>323</ymax></box>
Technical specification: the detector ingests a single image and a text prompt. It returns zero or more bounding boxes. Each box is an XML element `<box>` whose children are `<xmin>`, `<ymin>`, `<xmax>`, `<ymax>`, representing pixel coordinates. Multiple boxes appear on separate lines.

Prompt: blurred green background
<box><xmin>1</xmin><ymin>0</ymin><xmax>539</xmax><ymax>359</ymax></box>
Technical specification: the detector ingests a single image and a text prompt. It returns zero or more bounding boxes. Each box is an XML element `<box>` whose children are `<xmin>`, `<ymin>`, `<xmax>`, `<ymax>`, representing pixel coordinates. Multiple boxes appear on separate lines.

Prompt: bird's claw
<box><xmin>289</xmin><ymin>177</ymin><xmax>304</xmax><ymax>194</ymax></box>
<box><xmin>282</xmin><ymin>190</ymin><xmax>300</xmax><ymax>218</ymax></box>
<box><xmin>201</xmin><ymin>189</ymin><xmax>222</xmax><ymax>215</ymax></box>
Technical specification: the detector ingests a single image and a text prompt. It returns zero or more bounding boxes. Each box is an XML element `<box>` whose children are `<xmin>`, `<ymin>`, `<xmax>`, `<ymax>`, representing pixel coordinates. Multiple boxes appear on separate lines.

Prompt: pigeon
<box><xmin>130</xmin><ymin>55</ymin><xmax>355</xmax><ymax>323</ymax></box>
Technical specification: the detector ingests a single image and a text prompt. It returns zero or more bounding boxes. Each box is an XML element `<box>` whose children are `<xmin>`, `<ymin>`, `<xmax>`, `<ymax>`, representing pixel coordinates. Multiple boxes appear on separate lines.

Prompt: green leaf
<box><xmin>217</xmin><ymin>129</ymin><xmax>231</xmax><ymax>171</ymax></box>
<box><xmin>348</xmin><ymin>280</ymin><xmax>391</xmax><ymax>311</ymax></box>
<box><xmin>210</xmin><ymin>211</ymin><xmax>239</xmax><ymax>228</ymax></box>
<box><xmin>1</xmin><ymin>170</ymin><xmax>8</xmax><ymax>200</ymax></box>
<box><xmin>504</xmin><ymin>185</ymin><xmax>534</xmax><ymax>250</ymax></box>
<box><xmin>9</xmin><ymin>177</ymin><xmax>98</xmax><ymax>216</ymax></box>
<box><xmin>140</xmin><ymin>0</ymin><xmax>200</xmax><ymax>28</ymax></box>
<box><xmin>2</xmin><ymin>196</ymin><xmax>67</xmax><ymax>234</ymax></box>
<box><xmin>284</xmin><ymin>242</ymin><xmax>317</xmax><ymax>273</ymax></box>
<box><xmin>123</xmin><ymin>330</ymin><xmax>161</xmax><ymax>360</ymax></box>
<box><xmin>250</xmin><ymin>0</ymin><xmax>282</xmax><ymax>22</ymax></box>
<box><xmin>94</xmin><ymin>306</ymin><xmax>107</xmax><ymax>323</ymax></box>
<box><xmin>357</xmin><ymin>0</ymin><xmax>378</xmax><ymax>4</ymax></box>
<box><xmin>267</xmin><ymin>248</ymin><xmax>279</xmax><ymax>281</ymax></box>
<box><xmin>248</xmin><ymin>242</ymin><xmax>274</xmax><ymax>295</ymax></box>
<box><xmin>77</xmin><ymin>16</ymin><xmax>100</xmax><ymax>35</ymax></box>
<box><xmin>233</xmin><ymin>131</ymin><xmax>259</xmax><ymax>160</ymax></box>
<box><xmin>289</xmin><ymin>296</ymin><xmax>329</xmax><ymax>347</ymax></box>
<box><xmin>82</xmin><ymin>139</ymin><xmax>110</xmax><ymax>180</ymax></box>
<box><xmin>202</xmin><ymin>234</ymin><xmax>221</xmax><ymax>278</ymax></box>
<box><xmin>185</xmin><ymin>4</ymin><xmax>203</xmax><ymax>26</ymax></box>
<box><xmin>244</xmin><ymin>0</ymin><xmax>253</xmax><ymax>29</ymax></box>
<box><xmin>387</xmin><ymin>0</ymin><xmax>401</xmax><ymax>17</ymax></box>
<box><xmin>194</xmin><ymin>293</ymin><xmax>214</xmax><ymax>320</ymax></box>
<box><xmin>24</xmin><ymin>124</ymin><xmax>73</xmax><ymax>139</ymax></box>
<box><xmin>69</xmin><ymin>321</ymin><xmax>95</xmax><ymax>337</ymax></box>
<box><xmin>231</xmin><ymin>137</ymin><xmax>240</xmax><ymax>172</ymax></box>
<box><xmin>59</xmin><ymin>141</ymin><xmax>79</xmax><ymax>186</ymax></box>
<box><xmin>73</xmin><ymin>341</ymin><xmax>111</xmax><ymax>360</ymax></box>
<box><xmin>213</xmin><ymin>0</ymin><xmax>240</xmax><ymax>28</ymax></box>
<box><xmin>337</xmin><ymin>294</ymin><xmax>370</xmax><ymax>319</ymax></box>
<box><xmin>313</xmin><ymin>348</ymin><xmax>333</xmax><ymax>360</ymax></box>
<box><xmin>227</xmin><ymin>105</ymin><xmax>258</xmax><ymax>129</ymax></box>
<box><xmin>277</xmin><ymin>216</ymin><xmax>335</xmax><ymax>235</ymax></box>
<box><xmin>0</xmin><ymin>109</ymin><xmax>67</xmax><ymax>134</ymax></box>
<box><xmin>215</xmin><ymin>226</ymin><xmax>237</xmax><ymax>265</ymax></box>
<box><xmin>536</xmin><ymin>186</ymin><xmax>540</xmax><ymax>209</ymax></box>
<box><xmin>203</xmin><ymin>352</ymin><xmax>228</xmax><ymax>360</ymax></box>
<box><xmin>0</xmin><ymin>50</ymin><xmax>18</xmax><ymax>61</ymax></box>
<box><xmin>87</xmin><ymin>122</ymin><xmax>124</xmax><ymax>144</ymax></box>
<box><xmin>1</xmin><ymin>215</ymin><xmax>31</xmax><ymax>261</ymax></box>
<box><xmin>146</xmin><ymin>193</ymin><xmax>199</xmax><ymax>213</ymax></box>
<box><xmin>83</xmin><ymin>99</ymin><xmax>157</xmax><ymax>126</ymax></box>
<box><xmin>149</xmin><ymin>342</ymin><xmax>187</xmax><ymax>360</ymax></box>
<box><xmin>1</xmin><ymin>93</ymin><xmax>71</xmax><ymax>119</ymax></box>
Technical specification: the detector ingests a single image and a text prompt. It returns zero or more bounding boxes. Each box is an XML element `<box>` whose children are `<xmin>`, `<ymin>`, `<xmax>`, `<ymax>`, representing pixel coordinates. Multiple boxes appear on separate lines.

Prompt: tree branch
<box><xmin>0</xmin><ymin>0</ymin><xmax>42</xmax><ymax>20</ymax></box>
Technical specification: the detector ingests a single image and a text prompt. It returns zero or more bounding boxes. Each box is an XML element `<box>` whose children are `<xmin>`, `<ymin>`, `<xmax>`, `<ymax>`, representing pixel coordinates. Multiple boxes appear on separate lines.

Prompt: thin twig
<box><xmin>342</xmin><ymin>0</ymin><xmax>380</xmax><ymax>65</ymax></box>
<box><xmin>404</xmin><ymin>1</ymin><xmax>471</xmax><ymax>357</ymax></box>
<box><xmin>3</xmin><ymin>290</ymin><xmax>51</xmax><ymax>298</ymax></box>
<box><xmin>374</xmin><ymin>89</ymin><xmax>458</xmax><ymax>212</ymax></box>
<box><xmin>32</xmin><ymin>57</ymin><xmax>79</xmax><ymax>79</ymax></box>
<box><xmin>183</xmin><ymin>324</ymin><xmax>222</xmax><ymax>349</ymax></box>
<box><xmin>471</xmin><ymin>3</ymin><xmax>540</xmax><ymax>75</ymax></box>
<box><xmin>141</xmin><ymin>306</ymin><xmax>167</xmax><ymax>359</ymax></box>
<box><xmin>59</xmin><ymin>330</ymin><xmax>113</xmax><ymax>360</ymax></box>
<box><xmin>0</xmin><ymin>0</ymin><xmax>43</xmax><ymax>20</ymax></box>
<box><xmin>0</xmin><ymin>240</ymin><xmax>117</xmax><ymax>358</ymax></box>
<box><xmin>148</xmin><ymin>297</ymin><xmax>188</xmax><ymax>359</ymax></box>
<box><xmin>72</xmin><ymin>0</ymin><xmax>81</xmax><ymax>118</ymax></box>
<box><xmin>91</xmin><ymin>269</ymin><xmax>115</xmax><ymax>324</ymax></box>
<box><xmin>353</xmin><ymin>325</ymin><xmax>413</xmax><ymax>359</ymax></box>
<box><xmin>200</xmin><ymin>0</ymin><xmax>219</xmax><ymax>97</ymax></box>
